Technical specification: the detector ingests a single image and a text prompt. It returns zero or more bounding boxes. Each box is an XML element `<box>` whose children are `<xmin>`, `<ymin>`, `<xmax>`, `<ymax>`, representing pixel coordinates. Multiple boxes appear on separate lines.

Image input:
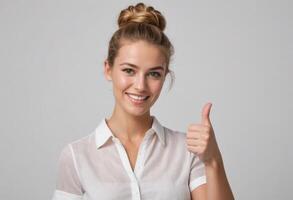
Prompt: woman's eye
<box><xmin>122</xmin><ymin>68</ymin><xmax>134</xmax><ymax>75</ymax></box>
<box><xmin>149</xmin><ymin>71</ymin><xmax>161</xmax><ymax>78</ymax></box>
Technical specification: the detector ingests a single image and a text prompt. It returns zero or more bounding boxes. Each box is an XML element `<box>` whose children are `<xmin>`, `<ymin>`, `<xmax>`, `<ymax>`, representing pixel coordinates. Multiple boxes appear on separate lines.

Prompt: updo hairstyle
<box><xmin>106</xmin><ymin>2</ymin><xmax>175</xmax><ymax>90</ymax></box>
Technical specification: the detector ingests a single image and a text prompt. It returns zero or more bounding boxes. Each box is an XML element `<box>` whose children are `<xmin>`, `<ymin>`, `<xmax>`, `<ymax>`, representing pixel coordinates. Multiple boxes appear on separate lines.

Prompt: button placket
<box><xmin>131</xmin><ymin>181</ymin><xmax>141</xmax><ymax>200</ymax></box>
<box><xmin>113</xmin><ymin>137</ymin><xmax>141</xmax><ymax>200</ymax></box>
<box><xmin>134</xmin><ymin>140</ymin><xmax>146</xmax><ymax>177</ymax></box>
<box><xmin>134</xmin><ymin>130</ymin><xmax>154</xmax><ymax>178</ymax></box>
<box><xmin>114</xmin><ymin>139</ymin><xmax>134</xmax><ymax>175</ymax></box>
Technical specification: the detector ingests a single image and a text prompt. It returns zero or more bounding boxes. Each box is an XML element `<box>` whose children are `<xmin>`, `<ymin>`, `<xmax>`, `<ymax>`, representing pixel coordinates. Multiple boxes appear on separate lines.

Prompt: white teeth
<box><xmin>128</xmin><ymin>94</ymin><xmax>148</xmax><ymax>101</ymax></box>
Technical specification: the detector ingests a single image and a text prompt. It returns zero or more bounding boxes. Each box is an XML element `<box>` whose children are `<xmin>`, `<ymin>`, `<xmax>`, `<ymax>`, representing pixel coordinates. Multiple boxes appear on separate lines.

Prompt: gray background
<box><xmin>1</xmin><ymin>0</ymin><xmax>292</xmax><ymax>199</ymax></box>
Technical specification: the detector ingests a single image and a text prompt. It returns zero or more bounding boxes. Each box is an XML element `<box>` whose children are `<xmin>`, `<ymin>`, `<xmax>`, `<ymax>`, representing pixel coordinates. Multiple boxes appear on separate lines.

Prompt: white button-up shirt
<box><xmin>52</xmin><ymin>116</ymin><xmax>206</xmax><ymax>200</ymax></box>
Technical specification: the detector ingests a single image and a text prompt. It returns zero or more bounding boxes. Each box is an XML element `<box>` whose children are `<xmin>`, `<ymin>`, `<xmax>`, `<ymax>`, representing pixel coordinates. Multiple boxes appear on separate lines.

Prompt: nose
<box><xmin>134</xmin><ymin>73</ymin><xmax>147</xmax><ymax>92</ymax></box>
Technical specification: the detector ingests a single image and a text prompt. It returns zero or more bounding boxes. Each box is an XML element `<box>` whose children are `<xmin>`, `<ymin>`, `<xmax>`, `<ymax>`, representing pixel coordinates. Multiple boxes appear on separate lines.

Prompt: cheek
<box><xmin>113</xmin><ymin>76</ymin><xmax>131</xmax><ymax>91</ymax></box>
<box><xmin>150</xmin><ymin>80</ymin><xmax>164</xmax><ymax>94</ymax></box>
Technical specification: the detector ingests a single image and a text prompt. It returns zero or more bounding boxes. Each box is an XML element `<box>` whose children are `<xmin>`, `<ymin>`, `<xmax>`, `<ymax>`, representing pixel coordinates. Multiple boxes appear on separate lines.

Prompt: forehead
<box><xmin>115</xmin><ymin>40</ymin><xmax>166</xmax><ymax>69</ymax></box>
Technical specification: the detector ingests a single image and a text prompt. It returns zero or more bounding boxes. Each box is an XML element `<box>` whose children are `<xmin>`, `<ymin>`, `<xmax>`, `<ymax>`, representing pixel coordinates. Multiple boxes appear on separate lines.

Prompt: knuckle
<box><xmin>186</xmin><ymin>133</ymin><xmax>193</xmax><ymax>139</ymax></box>
<box><xmin>187</xmin><ymin>131</ymin><xmax>194</xmax><ymax>137</ymax></box>
<box><xmin>188</xmin><ymin>124</ymin><xmax>197</xmax><ymax>130</ymax></box>
<box><xmin>186</xmin><ymin>140</ymin><xmax>192</xmax><ymax>145</ymax></box>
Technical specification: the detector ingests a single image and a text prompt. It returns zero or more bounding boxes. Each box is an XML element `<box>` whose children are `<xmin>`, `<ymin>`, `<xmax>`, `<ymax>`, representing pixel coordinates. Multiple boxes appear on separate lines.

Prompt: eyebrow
<box><xmin>119</xmin><ymin>62</ymin><xmax>164</xmax><ymax>71</ymax></box>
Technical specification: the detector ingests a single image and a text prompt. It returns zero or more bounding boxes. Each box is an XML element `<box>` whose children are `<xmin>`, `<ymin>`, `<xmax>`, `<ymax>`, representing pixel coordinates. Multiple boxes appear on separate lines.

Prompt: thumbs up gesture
<box><xmin>186</xmin><ymin>103</ymin><xmax>222</xmax><ymax>165</ymax></box>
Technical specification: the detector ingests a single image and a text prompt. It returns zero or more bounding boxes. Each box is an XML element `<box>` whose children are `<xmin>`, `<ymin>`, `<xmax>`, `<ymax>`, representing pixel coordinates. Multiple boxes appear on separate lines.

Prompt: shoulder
<box><xmin>60</xmin><ymin>131</ymin><xmax>96</xmax><ymax>158</ymax></box>
<box><xmin>163</xmin><ymin>126</ymin><xmax>188</xmax><ymax>149</ymax></box>
<box><xmin>71</xmin><ymin>132</ymin><xmax>95</xmax><ymax>148</ymax></box>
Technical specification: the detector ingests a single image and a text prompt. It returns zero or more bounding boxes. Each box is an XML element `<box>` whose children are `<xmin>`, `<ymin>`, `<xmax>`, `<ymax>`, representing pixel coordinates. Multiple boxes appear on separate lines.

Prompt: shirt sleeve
<box><xmin>52</xmin><ymin>144</ymin><xmax>84</xmax><ymax>200</ymax></box>
<box><xmin>189</xmin><ymin>152</ymin><xmax>207</xmax><ymax>192</ymax></box>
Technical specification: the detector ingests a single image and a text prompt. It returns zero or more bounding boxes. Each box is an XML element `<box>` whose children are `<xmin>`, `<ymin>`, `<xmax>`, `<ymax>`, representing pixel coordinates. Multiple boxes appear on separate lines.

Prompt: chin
<box><xmin>126</xmin><ymin>107</ymin><xmax>150</xmax><ymax>117</ymax></box>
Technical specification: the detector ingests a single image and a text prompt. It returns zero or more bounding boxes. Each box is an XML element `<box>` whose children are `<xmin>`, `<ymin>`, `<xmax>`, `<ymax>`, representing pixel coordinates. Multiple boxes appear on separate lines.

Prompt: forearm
<box><xmin>205</xmin><ymin>156</ymin><xmax>234</xmax><ymax>200</ymax></box>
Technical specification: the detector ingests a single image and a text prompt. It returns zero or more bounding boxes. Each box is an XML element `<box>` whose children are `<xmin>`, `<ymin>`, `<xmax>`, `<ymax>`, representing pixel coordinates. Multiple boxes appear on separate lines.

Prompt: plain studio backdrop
<box><xmin>0</xmin><ymin>0</ymin><xmax>292</xmax><ymax>199</ymax></box>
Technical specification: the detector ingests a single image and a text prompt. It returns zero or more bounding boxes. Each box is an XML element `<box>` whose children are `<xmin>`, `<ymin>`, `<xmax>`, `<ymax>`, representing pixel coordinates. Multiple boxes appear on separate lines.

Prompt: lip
<box><xmin>126</xmin><ymin>92</ymin><xmax>150</xmax><ymax>106</ymax></box>
<box><xmin>125</xmin><ymin>92</ymin><xmax>149</xmax><ymax>97</ymax></box>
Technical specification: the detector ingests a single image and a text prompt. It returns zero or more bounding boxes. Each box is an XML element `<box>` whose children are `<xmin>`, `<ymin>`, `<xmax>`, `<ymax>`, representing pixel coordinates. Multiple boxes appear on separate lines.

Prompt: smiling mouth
<box><xmin>126</xmin><ymin>93</ymin><xmax>150</xmax><ymax>104</ymax></box>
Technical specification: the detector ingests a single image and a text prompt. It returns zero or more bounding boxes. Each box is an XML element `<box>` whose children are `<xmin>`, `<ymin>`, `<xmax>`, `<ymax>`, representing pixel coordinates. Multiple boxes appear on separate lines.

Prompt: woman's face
<box><xmin>104</xmin><ymin>40</ymin><xmax>167</xmax><ymax>117</ymax></box>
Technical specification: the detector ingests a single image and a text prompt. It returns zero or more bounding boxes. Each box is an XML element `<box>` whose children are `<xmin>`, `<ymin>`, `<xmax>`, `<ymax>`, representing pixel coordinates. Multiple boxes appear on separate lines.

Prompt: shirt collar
<box><xmin>95</xmin><ymin>115</ymin><xmax>166</xmax><ymax>149</ymax></box>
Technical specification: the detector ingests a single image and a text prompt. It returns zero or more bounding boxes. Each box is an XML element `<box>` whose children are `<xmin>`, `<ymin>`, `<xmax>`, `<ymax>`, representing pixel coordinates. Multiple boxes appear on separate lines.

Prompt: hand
<box><xmin>186</xmin><ymin>102</ymin><xmax>222</xmax><ymax>165</ymax></box>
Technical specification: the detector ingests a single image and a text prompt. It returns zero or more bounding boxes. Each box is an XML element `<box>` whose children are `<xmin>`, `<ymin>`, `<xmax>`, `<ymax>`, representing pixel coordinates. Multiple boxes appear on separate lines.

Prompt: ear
<box><xmin>104</xmin><ymin>60</ymin><xmax>112</xmax><ymax>81</ymax></box>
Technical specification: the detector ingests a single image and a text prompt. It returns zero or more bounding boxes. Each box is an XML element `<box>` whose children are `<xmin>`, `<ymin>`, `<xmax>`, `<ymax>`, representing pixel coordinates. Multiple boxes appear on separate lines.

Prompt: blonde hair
<box><xmin>106</xmin><ymin>2</ymin><xmax>175</xmax><ymax>90</ymax></box>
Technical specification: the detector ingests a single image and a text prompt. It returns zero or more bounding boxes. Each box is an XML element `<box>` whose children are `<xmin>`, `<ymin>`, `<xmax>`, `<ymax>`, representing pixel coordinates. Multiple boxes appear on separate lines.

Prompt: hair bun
<box><xmin>118</xmin><ymin>3</ymin><xmax>166</xmax><ymax>31</ymax></box>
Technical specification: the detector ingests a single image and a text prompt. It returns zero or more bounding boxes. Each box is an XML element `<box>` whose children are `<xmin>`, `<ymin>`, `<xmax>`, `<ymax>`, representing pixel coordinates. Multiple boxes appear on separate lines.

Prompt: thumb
<box><xmin>201</xmin><ymin>102</ymin><xmax>212</xmax><ymax>126</ymax></box>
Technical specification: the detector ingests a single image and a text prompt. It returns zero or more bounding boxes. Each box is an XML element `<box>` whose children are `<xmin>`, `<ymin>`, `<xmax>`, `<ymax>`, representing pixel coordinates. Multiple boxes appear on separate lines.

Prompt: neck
<box><xmin>106</xmin><ymin>104</ymin><xmax>153</xmax><ymax>142</ymax></box>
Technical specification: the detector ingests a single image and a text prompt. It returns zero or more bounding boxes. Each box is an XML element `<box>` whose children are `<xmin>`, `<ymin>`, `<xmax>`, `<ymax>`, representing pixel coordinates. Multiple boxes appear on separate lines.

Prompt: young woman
<box><xmin>52</xmin><ymin>3</ymin><xmax>234</xmax><ymax>200</ymax></box>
